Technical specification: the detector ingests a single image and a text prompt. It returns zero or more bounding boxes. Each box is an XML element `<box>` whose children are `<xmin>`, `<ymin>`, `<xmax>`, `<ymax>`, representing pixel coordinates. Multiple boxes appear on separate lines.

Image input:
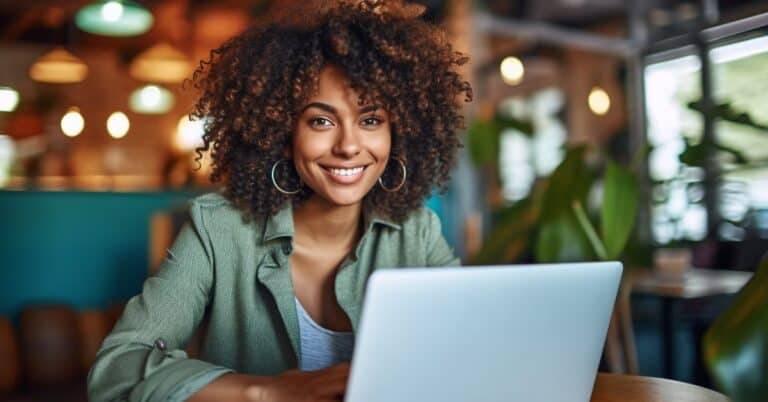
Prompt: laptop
<box><xmin>345</xmin><ymin>262</ymin><xmax>623</xmax><ymax>402</ymax></box>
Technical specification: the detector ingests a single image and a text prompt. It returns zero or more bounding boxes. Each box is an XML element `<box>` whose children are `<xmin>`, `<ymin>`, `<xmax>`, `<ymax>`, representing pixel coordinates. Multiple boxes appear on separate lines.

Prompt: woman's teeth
<box><xmin>328</xmin><ymin>167</ymin><xmax>364</xmax><ymax>176</ymax></box>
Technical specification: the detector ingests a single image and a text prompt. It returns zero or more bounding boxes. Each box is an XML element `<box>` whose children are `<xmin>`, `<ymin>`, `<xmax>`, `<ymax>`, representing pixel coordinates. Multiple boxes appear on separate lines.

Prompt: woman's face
<box><xmin>292</xmin><ymin>66</ymin><xmax>391</xmax><ymax>208</ymax></box>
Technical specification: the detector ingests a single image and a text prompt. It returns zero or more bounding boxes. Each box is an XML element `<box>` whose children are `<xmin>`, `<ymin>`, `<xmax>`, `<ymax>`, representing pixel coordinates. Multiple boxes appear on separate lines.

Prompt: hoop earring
<box><xmin>378</xmin><ymin>157</ymin><xmax>407</xmax><ymax>192</ymax></box>
<box><xmin>271</xmin><ymin>159</ymin><xmax>303</xmax><ymax>195</ymax></box>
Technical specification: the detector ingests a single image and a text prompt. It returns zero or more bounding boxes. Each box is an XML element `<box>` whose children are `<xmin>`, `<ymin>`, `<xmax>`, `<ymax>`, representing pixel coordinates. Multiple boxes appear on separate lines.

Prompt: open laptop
<box><xmin>345</xmin><ymin>261</ymin><xmax>623</xmax><ymax>402</ymax></box>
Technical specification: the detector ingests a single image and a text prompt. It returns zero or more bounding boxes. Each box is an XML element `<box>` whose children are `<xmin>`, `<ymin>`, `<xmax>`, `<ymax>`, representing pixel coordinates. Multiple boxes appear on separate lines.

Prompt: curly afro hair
<box><xmin>191</xmin><ymin>0</ymin><xmax>472</xmax><ymax>221</ymax></box>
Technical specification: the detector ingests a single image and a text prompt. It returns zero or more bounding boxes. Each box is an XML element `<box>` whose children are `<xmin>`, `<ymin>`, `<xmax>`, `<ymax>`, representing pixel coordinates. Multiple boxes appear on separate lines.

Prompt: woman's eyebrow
<box><xmin>301</xmin><ymin>102</ymin><xmax>382</xmax><ymax>115</ymax></box>
<box><xmin>359</xmin><ymin>105</ymin><xmax>381</xmax><ymax>114</ymax></box>
<box><xmin>302</xmin><ymin>102</ymin><xmax>337</xmax><ymax>114</ymax></box>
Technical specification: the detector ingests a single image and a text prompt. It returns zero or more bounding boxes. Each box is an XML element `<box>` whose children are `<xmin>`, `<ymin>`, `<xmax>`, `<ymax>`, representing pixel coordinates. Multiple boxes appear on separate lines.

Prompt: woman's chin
<box><xmin>310</xmin><ymin>188</ymin><xmax>370</xmax><ymax>208</ymax></box>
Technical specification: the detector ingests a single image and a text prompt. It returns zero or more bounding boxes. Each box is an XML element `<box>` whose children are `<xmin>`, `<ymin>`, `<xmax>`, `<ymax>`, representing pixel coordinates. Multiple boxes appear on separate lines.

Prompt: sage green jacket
<box><xmin>87</xmin><ymin>193</ymin><xmax>459</xmax><ymax>402</ymax></box>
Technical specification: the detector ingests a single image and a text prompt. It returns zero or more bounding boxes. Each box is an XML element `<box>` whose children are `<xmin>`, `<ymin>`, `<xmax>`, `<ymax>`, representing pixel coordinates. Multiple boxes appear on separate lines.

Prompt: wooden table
<box><xmin>630</xmin><ymin>268</ymin><xmax>752</xmax><ymax>378</ymax></box>
<box><xmin>591</xmin><ymin>373</ymin><xmax>730</xmax><ymax>402</ymax></box>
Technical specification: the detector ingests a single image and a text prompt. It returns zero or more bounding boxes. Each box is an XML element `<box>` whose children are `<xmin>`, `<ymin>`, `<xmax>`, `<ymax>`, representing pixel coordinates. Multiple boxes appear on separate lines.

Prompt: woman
<box><xmin>88</xmin><ymin>1</ymin><xmax>472</xmax><ymax>401</ymax></box>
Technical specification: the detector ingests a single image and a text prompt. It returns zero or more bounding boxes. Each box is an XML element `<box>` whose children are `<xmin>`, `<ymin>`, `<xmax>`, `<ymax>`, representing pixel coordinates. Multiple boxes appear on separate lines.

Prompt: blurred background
<box><xmin>1</xmin><ymin>0</ymin><xmax>767</xmax><ymax>401</ymax></box>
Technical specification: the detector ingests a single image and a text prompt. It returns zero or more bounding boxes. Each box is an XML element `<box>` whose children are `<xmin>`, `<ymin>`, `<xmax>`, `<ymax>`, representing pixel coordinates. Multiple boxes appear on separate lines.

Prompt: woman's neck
<box><xmin>292</xmin><ymin>196</ymin><xmax>363</xmax><ymax>248</ymax></box>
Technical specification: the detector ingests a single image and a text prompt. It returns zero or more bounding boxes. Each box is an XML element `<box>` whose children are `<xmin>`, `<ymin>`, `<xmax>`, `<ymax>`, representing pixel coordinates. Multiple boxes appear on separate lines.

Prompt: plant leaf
<box><xmin>704</xmin><ymin>257</ymin><xmax>768</xmax><ymax>402</ymax></box>
<box><xmin>541</xmin><ymin>146</ymin><xmax>593</xmax><ymax>220</ymax></box>
<box><xmin>534</xmin><ymin>210</ymin><xmax>594</xmax><ymax>262</ymax></box>
<box><xmin>495</xmin><ymin>114</ymin><xmax>534</xmax><ymax>137</ymax></box>
<box><xmin>572</xmin><ymin>200</ymin><xmax>607</xmax><ymax>261</ymax></box>
<box><xmin>467</xmin><ymin>119</ymin><xmax>500</xmax><ymax>165</ymax></box>
<box><xmin>471</xmin><ymin>195</ymin><xmax>540</xmax><ymax>264</ymax></box>
<box><xmin>601</xmin><ymin>161</ymin><xmax>639</xmax><ymax>260</ymax></box>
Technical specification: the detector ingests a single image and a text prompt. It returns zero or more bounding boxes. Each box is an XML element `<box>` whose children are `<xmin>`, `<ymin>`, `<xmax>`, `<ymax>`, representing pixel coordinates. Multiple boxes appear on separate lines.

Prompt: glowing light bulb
<box><xmin>140</xmin><ymin>85</ymin><xmax>161</xmax><ymax>107</ymax></box>
<box><xmin>588</xmin><ymin>86</ymin><xmax>611</xmax><ymax>116</ymax></box>
<box><xmin>107</xmin><ymin>111</ymin><xmax>129</xmax><ymax>138</ymax></box>
<box><xmin>500</xmin><ymin>56</ymin><xmax>524</xmax><ymax>86</ymax></box>
<box><xmin>130</xmin><ymin>84</ymin><xmax>174</xmax><ymax>114</ymax></box>
<box><xmin>175</xmin><ymin>115</ymin><xmax>207</xmax><ymax>153</ymax></box>
<box><xmin>61</xmin><ymin>107</ymin><xmax>85</xmax><ymax>137</ymax></box>
<box><xmin>0</xmin><ymin>87</ymin><xmax>20</xmax><ymax>112</ymax></box>
<box><xmin>101</xmin><ymin>1</ymin><xmax>124</xmax><ymax>22</ymax></box>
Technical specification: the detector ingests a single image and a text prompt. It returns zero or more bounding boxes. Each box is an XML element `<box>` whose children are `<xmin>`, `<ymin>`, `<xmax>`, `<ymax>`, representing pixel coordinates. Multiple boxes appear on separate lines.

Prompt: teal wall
<box><xmin>0</xmin><ymin>190</ymin><xmax>452</xmax><ymax>320</ymax></box>
<box><xmin>0</xmin><ymin>190</ymin><xmax>198</xmax><ymax>319</ymax></box>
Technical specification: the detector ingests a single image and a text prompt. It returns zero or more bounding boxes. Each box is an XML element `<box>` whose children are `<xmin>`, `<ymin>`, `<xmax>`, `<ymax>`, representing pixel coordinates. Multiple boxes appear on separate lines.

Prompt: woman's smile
<box><xmin>320</xmin><ymin>164</ymin><xmax>369</xmax><ymax>184</ymax></box>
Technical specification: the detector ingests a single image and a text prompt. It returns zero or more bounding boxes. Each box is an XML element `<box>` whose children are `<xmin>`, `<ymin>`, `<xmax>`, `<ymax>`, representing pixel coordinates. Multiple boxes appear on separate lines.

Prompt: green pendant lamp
<box><xmin>75</xmin><ymin>0</ymin><xmax>153</xmax><ymax>37</ymax></box>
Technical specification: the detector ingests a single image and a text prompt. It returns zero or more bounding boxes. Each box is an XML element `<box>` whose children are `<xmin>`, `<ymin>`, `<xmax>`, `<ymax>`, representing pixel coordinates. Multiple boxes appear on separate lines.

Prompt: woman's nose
<box><xmin>332</xmin><ymin>126</ymin><xmax>361</xmax><ymax>157</ymax></box>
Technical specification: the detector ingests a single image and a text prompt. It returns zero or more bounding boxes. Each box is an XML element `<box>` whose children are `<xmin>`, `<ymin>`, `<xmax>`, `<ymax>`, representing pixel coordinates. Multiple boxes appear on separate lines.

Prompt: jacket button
<box><xmin>154</xmin><ymin>338</ymin><xmax>167</xmax><ymax>351</ymax></box>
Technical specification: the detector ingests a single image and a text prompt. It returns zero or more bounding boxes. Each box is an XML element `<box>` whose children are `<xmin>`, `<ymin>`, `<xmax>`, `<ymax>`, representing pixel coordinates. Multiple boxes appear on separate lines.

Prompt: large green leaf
<box><xmin>541</xmin><ymin>146</ymin><xmax>593</xmax><ymax>220</ymax></box>
<box><xmin>601</xmin><ymin>161</ymin><xmax>639</xmax><ymax>260</ymax></box>
<box><xmin>704</xmin><ymin>257</ymin><xmax>768</xmax><ymax>402</ymax></box>
<box><xmin>467</xmin><ymin>115</ymin><xmax>535</xmax><ymax>166</ymax></box>
<box><xmin>471</xmin><ymin>192</ymin><xmax>541</xmax><ymax>264</ymax></box>
<box><xmin>467</xmin><ymin>119</ymin><xmax>500</xmax><ymax>165</ymax></box>
<box><xmin>534</xmin><ymin>210</ymin><xmax>594</xmax><ymax>263</ymax></box>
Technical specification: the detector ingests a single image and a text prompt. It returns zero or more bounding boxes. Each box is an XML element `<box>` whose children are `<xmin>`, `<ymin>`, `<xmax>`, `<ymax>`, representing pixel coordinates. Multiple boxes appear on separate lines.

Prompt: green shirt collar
<box><xmin>262</xmin><ymin>202</ymin><xmax>401</xmax><ymax>243</ymax></box>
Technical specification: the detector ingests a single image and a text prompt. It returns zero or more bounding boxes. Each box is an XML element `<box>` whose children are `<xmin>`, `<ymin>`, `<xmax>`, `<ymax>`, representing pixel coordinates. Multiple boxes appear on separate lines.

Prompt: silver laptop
<box><xmin>345</xmin><ymin>262</ymin><xmax>622</xmax><ymax>402</ymax></box>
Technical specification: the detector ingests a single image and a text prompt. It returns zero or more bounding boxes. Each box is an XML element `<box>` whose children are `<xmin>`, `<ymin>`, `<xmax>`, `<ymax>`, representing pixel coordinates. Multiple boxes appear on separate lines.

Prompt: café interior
<box><xmin>0</xmin><ymin>0</ymin><xmax>766</xmax><ymax>401</ymax></box>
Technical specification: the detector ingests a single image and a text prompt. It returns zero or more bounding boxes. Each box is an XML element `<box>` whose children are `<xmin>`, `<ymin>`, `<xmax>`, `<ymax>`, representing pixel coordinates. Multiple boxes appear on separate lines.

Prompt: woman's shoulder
<box><xmin>190</xmin><ymin>191</ymin><xmax>230</xmax><ymax>209</ymax></box>
<box><xmin>389</xmin><ymin>206</ymin><xmax>444</xmax><ymax>239</ymax></box>
<box><xmin>187</xmin><ymin>192</ymin><xmax>254</xmax><ymax>232</ymax></box>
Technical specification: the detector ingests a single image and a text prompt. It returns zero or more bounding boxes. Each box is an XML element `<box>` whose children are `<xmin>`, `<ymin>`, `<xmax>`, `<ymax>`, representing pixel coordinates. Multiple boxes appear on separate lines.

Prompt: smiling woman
<box><xmin>190</xmin><ymin>0</ymin><xmax>471</xmax><ymax>221</ymax></box>
<box><xmin>87</xmin><ymin>1</ymin><xmax>471</xmax><ymax>402</ymax></box>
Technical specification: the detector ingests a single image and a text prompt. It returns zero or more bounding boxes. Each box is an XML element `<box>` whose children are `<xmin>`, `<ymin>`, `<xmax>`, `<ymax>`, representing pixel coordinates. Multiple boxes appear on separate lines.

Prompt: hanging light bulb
<box><xmin>0</xmin><ymin>87</ymin><xmax>20</xmax><ymax>112</ymax></box>
<box><xmin>100</xmin><ymin>1</ymin><xmax>123</xmax><ymax>22</ymax></box>
<box><xmin>29</xmin><ymin>48</ymin><xmax>88</xmax><ymax>84</ymax></box>
<box><xmin>130</xmin><ymin>42</ymin><xmax>192</xmax><ymax>83</ymax></box>
<box><xmin>174</xmin><ymin>115</ymin><xmax>208</xmax><ymax>153</ymax></box>
<box><xmin>76</xmin><ymin>0</ymin><xmax>154</xmax><ymax>37</ymax></box>
<box><xmin>129</xmin><ymin>85</ymin><xmax>174</xmax><ymax>114</ymax></box>
<box><xmin>107</xmin><ymin>111</ymin><xmax>130</xmax><ymax>139</ymax></box>
<box><xmin>61</xmin><ymin>107</ymin><xmax>85</xmax><ymax>137</ymax></box>
<box><xmin>588</xmin><ymin>86</ymin><xmax>611</xmax><ymax>116</ymax></box>
<box><xmin>500</xmin><ymin>56</ymin><xmax>525</xmax><ymax>86</ymax></box>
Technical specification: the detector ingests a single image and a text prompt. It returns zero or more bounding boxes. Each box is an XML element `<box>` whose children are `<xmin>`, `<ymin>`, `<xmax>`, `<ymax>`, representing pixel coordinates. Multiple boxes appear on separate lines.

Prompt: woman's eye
<box><xmin>362</xmin><ymin>117</ymin><xmax>383</xmax><ymax>126</ymax></box>
<box><xmin>309</xmin><ymin>117</ymin><xmax>334</xmax><ymax>127</ymax></box>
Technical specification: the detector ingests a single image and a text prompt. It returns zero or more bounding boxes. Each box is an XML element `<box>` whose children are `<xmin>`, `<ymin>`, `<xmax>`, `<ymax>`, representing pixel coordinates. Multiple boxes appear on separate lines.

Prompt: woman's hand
<box><xmin>244</xmin><ymin>362</ymin><xmax>351</xmax><ymax>402</ymax></box>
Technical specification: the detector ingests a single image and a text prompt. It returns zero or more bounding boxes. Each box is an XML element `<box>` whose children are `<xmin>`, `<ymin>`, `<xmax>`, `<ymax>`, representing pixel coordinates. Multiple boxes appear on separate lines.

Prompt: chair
<box><xmin>0</xmin><ymin>315</ymin><xmax>21</xmax><ymax>394</ymax></box>
<box><xmin>19</xmin><ymin>305</ymin><xmax>82</xmax><ymax>388</ymax></box>
<box><xmin>604</xmin><ymin>280</ymin><xmax>639</xmax><ymax>374</ymax></box>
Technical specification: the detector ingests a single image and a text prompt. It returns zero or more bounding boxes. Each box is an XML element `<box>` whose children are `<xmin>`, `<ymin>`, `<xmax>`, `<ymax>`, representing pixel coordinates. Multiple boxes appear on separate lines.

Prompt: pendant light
<box><xmin>129</xmin><ymin>85</ymin><xmax>175</xmax><ymax>114</ymax></box>
<box><xmin>75</xmin><ymin>0</ymin><xmax>153</xmax><ymax>37</ymax></box>
<box><xmin>130</xmin><ymin>42</ymin><xmax>192</xmax><ymax>83</ymax></box>
<box><xmin>0</xmin><ymin>87</ymin><xmax>20</xmax><ymax>112</ymax></box>
<box><xmin>29</xmin><ymin>48</ymin><xmax>88</xmax><ymax>84</ymax></box>
<box><xmin>107</xmin><ymin>111</ymin><xmax>130</xmax><ymax>139</ymax></box>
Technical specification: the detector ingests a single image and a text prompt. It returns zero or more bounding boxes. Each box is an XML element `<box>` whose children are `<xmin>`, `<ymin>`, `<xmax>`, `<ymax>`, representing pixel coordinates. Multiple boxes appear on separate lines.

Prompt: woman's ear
<box><xmin>282</xmin><ymin>144</ymin><xmax>292</xmax><ymax>159</ymax></box>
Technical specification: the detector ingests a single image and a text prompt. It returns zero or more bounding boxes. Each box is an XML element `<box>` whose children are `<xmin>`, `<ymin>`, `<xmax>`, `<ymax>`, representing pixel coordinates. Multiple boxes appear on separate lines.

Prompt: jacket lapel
<box><xmin>255</xmin><ymin>203</ymin><xmax>300</xmax><ymax>362</ymax></box>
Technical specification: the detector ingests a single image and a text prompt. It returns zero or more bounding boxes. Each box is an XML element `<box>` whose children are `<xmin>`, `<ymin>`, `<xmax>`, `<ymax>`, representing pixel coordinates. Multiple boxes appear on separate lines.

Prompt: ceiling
<box><xmin>1</xmin><ymin>0</ymin><xmax>766</xmax><ymax>50</ymax></box>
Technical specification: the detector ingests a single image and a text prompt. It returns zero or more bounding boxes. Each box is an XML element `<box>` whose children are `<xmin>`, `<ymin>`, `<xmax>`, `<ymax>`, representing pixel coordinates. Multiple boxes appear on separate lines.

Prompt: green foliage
<box><xmin>466</xmin><ymin>115</ymin><xmax>534</xmax><ymax>166</ymax></box>
<box><xmin>704</xmin><ymin>257</ymin><xmax>768</xmax><ymax>402</ymax></box>
<box><xmin>540</xmin><ymin>146</ymin><xmax>592</xmax><ymax>220</ymax></box>
<box><xmin>601</xmin><ymin>162</ymin><xmax>639</xmax><ymax>260</ymax></box>
<box><xmin>680</xmin><ymin>139</ymin><xmax>749</xmax><ymax>166</ymax></box>
<box><xmin>467</xmin><ymin>119</ymin><xmax>500</xmax><ymax>165</ymax></box>
<box><xmin>688</xmin><ymin>101</ymin><xmax>768</xmax><ymax>132</ymax></box>
<box><xmin>471</xmin><ymin>187</ymin><xmax>541</xmax><ymax>264</ymax></box>
<box><xmin>681</xmin><ymin>101</ymin><xmax>766</xmax><ymax>168</ymax></box>
<box><xmin>471</xmin><ymin>145</ymin><xmax>640</xmax><ymax>264</ymax></box>
<box><xmin>535</xmin><ymin>209</ymin><xmax>595</xmax><ymax>262</ymax></box>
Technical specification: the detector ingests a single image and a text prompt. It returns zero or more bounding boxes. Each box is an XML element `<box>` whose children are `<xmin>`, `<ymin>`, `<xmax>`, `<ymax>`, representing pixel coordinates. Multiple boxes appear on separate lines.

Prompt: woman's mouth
<box><xmin>321</xmin><ymin>165</ymin><xmax>367</xmax><ymax>184</ymax></box>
